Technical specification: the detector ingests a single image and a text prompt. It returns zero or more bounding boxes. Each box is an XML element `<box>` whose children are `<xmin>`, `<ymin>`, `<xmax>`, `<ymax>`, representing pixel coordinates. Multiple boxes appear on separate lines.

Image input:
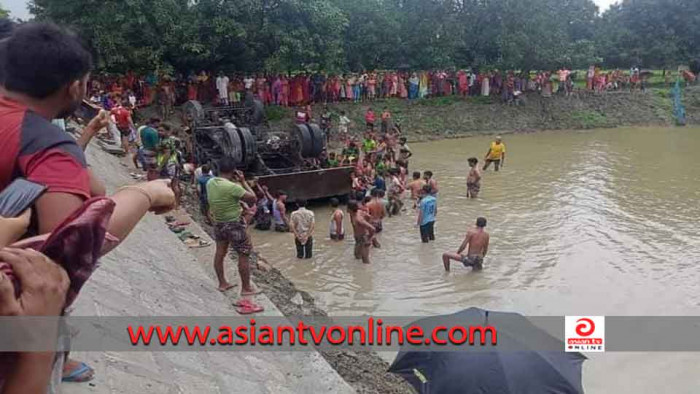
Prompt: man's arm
<box><xmin>416</xmin><ymin>205</ymin><xmax>423</xmax><ymax>226</ymax></box>
<box><xmin>456</xmin><ymin>233</ymin><xmax>470</xmax><ymax>254</ymax></box>
<box><xmin>482</xmin><ymin>234</ymin><xmax>489</xmax><ymax>257</ymax></box>
<box><xmin>357</xmin><ymin>215</ymin><xmax>375</xmax><ymax>236</ymax></box>
<box><xmin>500</xmin><ymin>151</ymin><xmax>505</xmax><ymax>165</ymax></box>
<box><xmin>484</xmin><ymin>148</ymin><xmax>492</xmax><ymax>159</ymax></box>
<box><xmin>35</xmin><ymin>192</ymin><xmax>84</xmax><ymax>234</ymax></box>
<box><xmin>334</xmin><ymin>213</ymin><xmax>343</xmax><ymax>237</ymax></box>
<box><xmin>279</xmin><ymin>203</ymin><xmax>289</xmax><ymax>226</ymax></box>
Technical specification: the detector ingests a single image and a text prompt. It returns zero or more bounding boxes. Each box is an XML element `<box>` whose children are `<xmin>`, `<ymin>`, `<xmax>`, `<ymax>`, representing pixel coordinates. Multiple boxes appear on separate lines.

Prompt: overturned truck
<box><xmin>185</xmin><ymin>99</ymin><xmax>352</xmax><ymax>201</ymax></box>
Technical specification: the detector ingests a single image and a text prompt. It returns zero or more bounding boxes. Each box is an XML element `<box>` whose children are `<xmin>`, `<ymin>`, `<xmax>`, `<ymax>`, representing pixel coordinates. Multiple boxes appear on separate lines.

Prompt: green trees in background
<box><xmin>27</xmin><ymin>0</ymin><xmax>699</xmax><ymax>74</ymax></box>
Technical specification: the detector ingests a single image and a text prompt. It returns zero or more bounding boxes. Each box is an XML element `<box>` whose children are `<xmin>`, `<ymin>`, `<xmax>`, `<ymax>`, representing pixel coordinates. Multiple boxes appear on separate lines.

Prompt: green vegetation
<box><xmin>571</xmin><ymin>111</ymin><xmax>609</xmax><ymax>129</ymax></box>
<box><xmin>28</xmin><ymin>0</ymin><xmax>700</xmax><ymax>74</ymax></box>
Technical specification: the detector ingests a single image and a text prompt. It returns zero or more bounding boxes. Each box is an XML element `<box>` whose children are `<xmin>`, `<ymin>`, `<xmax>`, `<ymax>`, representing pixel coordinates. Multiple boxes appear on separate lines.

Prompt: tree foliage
<box><xmin>28</xmin><ymin>0</ymin><xmax>699</xmax><ymax>74</ymax></box>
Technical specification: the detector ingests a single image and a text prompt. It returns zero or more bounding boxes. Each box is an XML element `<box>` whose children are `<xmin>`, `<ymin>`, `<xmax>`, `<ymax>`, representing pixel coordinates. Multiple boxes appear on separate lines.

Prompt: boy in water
<box><xmin>329</xmin><ymin>198</ymin><xmax>345</xmax><ymax>240</ymax></box>
<box><xmin>348</xmin><ymin>200</ymin><xmax>376</xmax><ymax>264</ymax></box>
<box><xmin>466</xmin><ymin>157</ymin><xmax>481</xmax><ymax>198</ymax></box>
<box><xmin>442</xmin><ymin>217</ymin><xmax>489</xmax><ymax>271</ymax></box>
<box><xmin>387</xmin><ymin>167</ymin><xmax>405</xmax><ymax>216</ymax></box>
<box><xmin>367</xmin><ymin>188</ymin><xmax>386</xmax><ymax>233</ymax></box>
<box><xmin>423</xmin><ymin>170</ymin><xmax>438</xmax><ymax>195</ymax></box>
<box><xmin>417</xmin><ymin>185</ymin><xmax>437</xmax><ymax>243</ymax></box>
<box><xmin>407</xmin><ymin>171</ymin><xmax>426</xmax><ymax>207</ymax></box>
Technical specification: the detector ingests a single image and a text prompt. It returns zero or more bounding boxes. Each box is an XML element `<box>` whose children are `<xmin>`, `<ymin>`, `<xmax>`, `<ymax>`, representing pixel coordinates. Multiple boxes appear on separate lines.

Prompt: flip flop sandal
<box><xmin>236</xmin><ymin>302</ymin><xmax>264</xmax><ymax>315</ymax></box>
<box><xmin>165</xmin><ymin>216</ymin><xmax>176</xmax><ymax>223</ymax></box>
<box><xmin>233</xmin><ymin>299</ymin><xmax>253</xmax><ymax>307</ymax></box>
<box><xmin>178</xmin><ymin>231</ymin><xmax>194</xmax><ymax>241</ymax></box>
<box><xmin>174</xmin><ymin>221</ymin><xmax>190</xmax><ymax>226</ymax></box>
<box><xmin>62</xmin><ymin>362</ymin><xmax>95</xmax><ymax>383</ymax></box>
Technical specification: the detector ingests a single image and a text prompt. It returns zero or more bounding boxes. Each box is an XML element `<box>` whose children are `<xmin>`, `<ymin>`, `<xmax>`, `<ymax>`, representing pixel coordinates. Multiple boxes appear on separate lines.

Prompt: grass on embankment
<box><xmin>267</xmin><ymin>86</ymin><xmax>700</xmax><ymax>140</ymax></box>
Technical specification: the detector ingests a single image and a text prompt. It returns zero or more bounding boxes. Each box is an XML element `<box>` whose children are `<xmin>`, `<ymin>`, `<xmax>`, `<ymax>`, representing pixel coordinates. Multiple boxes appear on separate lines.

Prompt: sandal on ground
<box><xmin>62</xmin><ymin>362</ymin><xmax>95</xmax><ymax>383</ymax></box>
<box><xmin>235</xmin><ymin>300</ymin><xmax>264</xmax><ymax>315</ymax></box>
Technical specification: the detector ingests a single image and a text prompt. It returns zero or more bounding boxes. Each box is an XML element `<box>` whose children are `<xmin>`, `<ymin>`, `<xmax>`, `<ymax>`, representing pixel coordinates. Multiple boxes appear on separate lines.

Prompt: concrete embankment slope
<box><xmin>64</xmin><ymin>143</ymin><xmax>354</xmax><ymax>393</ymax></box>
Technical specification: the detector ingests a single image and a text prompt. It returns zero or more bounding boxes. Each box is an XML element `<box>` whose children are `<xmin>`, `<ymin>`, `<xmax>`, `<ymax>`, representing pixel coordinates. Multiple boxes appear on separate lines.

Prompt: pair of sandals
<box><xmin>234</xmin><ymin>299</ymin><xmax>264</xmax><ymax>315</ymax></box>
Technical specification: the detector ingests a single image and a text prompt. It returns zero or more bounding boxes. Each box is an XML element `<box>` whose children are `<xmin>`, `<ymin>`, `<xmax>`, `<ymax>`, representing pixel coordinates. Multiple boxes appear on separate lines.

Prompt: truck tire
<box><xmin>223</xmin><ymin>123</ymin><xmax>243</xmax><ymax>164</ymax></box>
<box><xmin>294</xmin><ymin>124</ymin><xmax>313</xmax><ymax>157</ymax></box>
<box><xmin>183</xmin><ymin>100</ymin><xmax>204</xmax><ymax>124</ymax></box>
<box><xmin>306</xmin><ymin>123</ymin><xmax>325</xmax><ymax>157</ymax></box>
<box><xmin>238</xmin><ymin>127</ymin><xmax>257</xmax><ymax>166</ymax></box>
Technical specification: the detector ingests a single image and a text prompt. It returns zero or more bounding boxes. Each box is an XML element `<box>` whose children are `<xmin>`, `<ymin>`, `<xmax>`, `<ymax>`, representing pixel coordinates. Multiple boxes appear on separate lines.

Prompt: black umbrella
<box><xmin>389</xmin><ymin>308</ymin><xmax>586</xmax><ymax>394</ymax></box>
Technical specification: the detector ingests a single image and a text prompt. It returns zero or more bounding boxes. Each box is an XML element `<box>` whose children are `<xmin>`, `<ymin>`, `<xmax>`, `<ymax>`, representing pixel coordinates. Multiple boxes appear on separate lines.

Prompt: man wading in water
<box><xmin>348</xmin><ymin>200</ymin><xmax>375</xmax><ymax>264</ymax></box>
<box><xmin>442</xmin><ymin>217</ymin><xmax>489</xmax><ymax>272</ymax></box>
<box><xmin>483</xmin><ymin>136</ymin><xmax>506</xmax><ymax>171</ymax></box>
<box><xmin>466</xmin><ymin>157</ymin><xmax>481</xmax><ymax>198</ymax></box>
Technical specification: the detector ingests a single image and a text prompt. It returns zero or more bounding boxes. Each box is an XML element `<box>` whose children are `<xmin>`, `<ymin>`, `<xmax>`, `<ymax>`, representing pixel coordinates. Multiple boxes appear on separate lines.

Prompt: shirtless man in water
<box><xmin>407</xmin><ymin>171</ymin><xmax>425</xmax><ymax>207</ymax></box>
<box><xmin>367</xmin><ymin>188</ymin><xmax>386</xmax><ymax>233</ymax></box>
<box><xmin>466</xmin><ymin>157</ymin><xmax>481</xmax><ymax>198</ymax></box>
<box><xmin>348</xmin><ymin>200</ymin><xmax>376</xmax><ymax>264</ymax></box>
<box><xmin>442</xmin><ymin>217</ymin><xmax>489</xmax><ymax>272</ymax></box>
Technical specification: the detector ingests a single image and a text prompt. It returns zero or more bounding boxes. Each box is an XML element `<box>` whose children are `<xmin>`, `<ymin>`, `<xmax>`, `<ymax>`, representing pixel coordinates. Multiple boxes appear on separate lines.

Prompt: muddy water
<box><xmin>251</xmin><ymin>127</ymin><xmax>700</xmax><ymax>392</ymax></box>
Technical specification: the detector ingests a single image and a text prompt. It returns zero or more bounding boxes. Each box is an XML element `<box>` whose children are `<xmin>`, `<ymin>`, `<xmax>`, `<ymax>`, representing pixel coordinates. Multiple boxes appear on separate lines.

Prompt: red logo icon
<box><xmin>575</xmin><ymin>318</ymin><xmax>595</xmax><ymax>337</ymax></box>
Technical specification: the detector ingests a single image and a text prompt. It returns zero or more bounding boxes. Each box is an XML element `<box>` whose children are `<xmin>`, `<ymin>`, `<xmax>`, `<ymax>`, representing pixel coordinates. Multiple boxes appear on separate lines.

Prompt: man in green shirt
<box><xmin>207</xmin><ymin>157</ymin><xmax>258</xmax><ymax>297</ymax></box>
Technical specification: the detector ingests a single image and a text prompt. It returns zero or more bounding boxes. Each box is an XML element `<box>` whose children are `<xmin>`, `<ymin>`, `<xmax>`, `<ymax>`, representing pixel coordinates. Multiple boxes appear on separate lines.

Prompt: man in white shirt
<box><xmin>244</xmin><ymin>75</ymin><xmax>254</xmax><ymax>91</ymax></box>
<box><xmin>216</xmin><ymin>72</ymin><xmax>230</xmax><ymax>105</ymax></box>
<box><xmin>290</xmin><ymin>200</ymin><xmax>315</xmax><ymax>259</ymax></box>
<box><xmin>338</xmin><ymin>110</ymin><xmax>351</xmax><ymax>135</ymax></box>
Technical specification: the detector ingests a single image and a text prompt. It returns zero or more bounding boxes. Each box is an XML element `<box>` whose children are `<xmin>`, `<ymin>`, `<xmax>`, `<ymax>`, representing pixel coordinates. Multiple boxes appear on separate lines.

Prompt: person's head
<box><xmin>217</xmin><ymin>157</ymin><xmax>237</xmax><ymax>178</ymax></box>
<box><xmin>347</xmin><ymin>200</ymin><xmax>359</xmax><ymax>213</ymax></box>
<box><xmin>296</xmin><ymin>199</ymin><xmax>307</xmax><ymax>209</ymax></box>
<box><xmin>363</xmin><ymin>196</ymin><xmax>372</xmax><ymax>205</ymax></box>
<box><xmin>354</xmin><ymin>191</ymin><xmax>366</xmax><ymax>202</ymax></box>
<box><xmin>370</xmin><ymin>188</ymin><xmax>380</xmax><ymax>198</ymax></box>
<box><xmin>413</xmin><ymin>171</ymin><xmax>421</xmax><ymax>180</ymax></box>
<box><xmin>476</xmin><ymin>217</ymin><xmax>487</xmax><ymax>228</ymax></box>
<box><xmin>423</xmin><ymin>170</ymin><xmax>433</xmax><ymax>180</ymax></box>
<box><xmin>330</xmin><ymin>198</ymin><xmax>339</xmax><ymax>208</ymax></box>
<box><xmin>367</xmin><ymin>107</ymin><xmax>373</xmax><ymax>113</ymax></box>
<box><xmin>399</xmin><ymin>137</ymin><xmax>407</xmax><ymax>145</ymax></box>
<box><xmin>383</xmin><ymin>107</ymin><xmax>388</xmax><ymax>112</ymax></box>
<box><xmin>341</xmin><ymin>110</ymin><xmax>346</xmax><ymax>116</ymax></box>
<box><xmin>3</xmin><ymin>23</ymin><xmax>93</xmax><ymax>118</ymax></box>
<box><xmin>159</xmin><ymin>123</ymin><xmax>172</xmax><ymax>137</ymax></box>
<box><xmin>422</xmin><ymin>184</ymin><xmax>432</xmax><ymax>196</ymax></box>
<box><xmin>378</xmin><ymin>190</ymin><xmax>385</xmax><ymax>198</ymax></box>
<box><xmin>495</xmin><ymin>136</ymin><xmax>502</xmax><ymax>144</ymax></box>
<box><xmin>468</xmin><ymin>157</ymin><xmax>478</xmax><ymax>167</ymax></box>
<box><xmin>201</xmin><ymin>164</ymin><xmax>211</xmax><ymax>174</ymax></box>
<box><xmin>148</xmin><ymin>117</ymin><xmax>161</xmax><ymax>127</ymax></box>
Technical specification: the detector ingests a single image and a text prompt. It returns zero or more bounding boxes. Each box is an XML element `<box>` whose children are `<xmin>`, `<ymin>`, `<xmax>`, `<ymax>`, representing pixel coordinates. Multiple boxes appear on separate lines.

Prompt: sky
<box><xmin>3</xmin><ymin>0</ymin><xmax>619</xmax><ymax>21</ymax></box>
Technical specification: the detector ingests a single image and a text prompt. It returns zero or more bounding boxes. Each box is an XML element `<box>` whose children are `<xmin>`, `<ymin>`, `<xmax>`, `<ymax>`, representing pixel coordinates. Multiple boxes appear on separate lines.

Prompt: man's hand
<box><xmin>141</xmin><ymin>180</ymin><xmax>176</xmax><ymax>214</ymax></box>
<box><xmin>85</xmin><ymin>110</ymin><xmax>110</xmax><ymax>134</ymax></box>
<box><xmin>0</xmin><ymin>210</ymin><xmax>31</xmax><ymax>248</ymax></box>
<box><xmin>0</xmin><ymin>248</ymin><xmax>69</xmax><ymax>316</ymax></box>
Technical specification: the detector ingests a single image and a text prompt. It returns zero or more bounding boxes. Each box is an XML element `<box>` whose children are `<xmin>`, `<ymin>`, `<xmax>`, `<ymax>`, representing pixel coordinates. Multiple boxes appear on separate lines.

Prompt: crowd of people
<box><xmin>85</xmin><ymin>64</ymin><xmax>672</xmax><ymax>120</ymax></box>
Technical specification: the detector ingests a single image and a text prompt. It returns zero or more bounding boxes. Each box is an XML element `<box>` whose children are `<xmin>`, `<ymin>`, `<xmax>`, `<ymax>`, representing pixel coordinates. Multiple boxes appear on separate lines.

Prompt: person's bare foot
<box><xmin>218</xmin><ymin>283</ymin><xmax>236</xmax><ymax>292</ymax></box>
<box><xmin>443</xmin><ymin>258</ymin><xmax>450</xmax><ymax>272</ymax></box>
<box><xmin>240</xmin><ymin>286</ymin><xmax>262</xmax><ymax>296</ymax></box>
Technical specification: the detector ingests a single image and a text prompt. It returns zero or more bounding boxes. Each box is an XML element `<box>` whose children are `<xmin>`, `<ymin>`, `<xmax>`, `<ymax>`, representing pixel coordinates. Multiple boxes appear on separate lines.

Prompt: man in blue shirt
<box><xmin>196</xmin><ymin>164</ymin><xmax>214</xmax><ymax>222</ymax></box>
<box><xmin>373</xmin><ymin>172</ymin><xmax>386</xmax><ymax>192</ymax></box>
<box><xmin>417</xmin><ymin>184</ymin><xmax>437</xmax><ymax>243</ymax></box>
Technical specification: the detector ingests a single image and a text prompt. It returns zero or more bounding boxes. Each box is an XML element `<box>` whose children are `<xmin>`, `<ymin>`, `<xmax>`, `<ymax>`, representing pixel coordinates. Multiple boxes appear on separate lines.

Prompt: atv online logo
<box><xmin>565</xmin><ymin>316</ymin><xmax>605</xmax><ymax>352</ymax></box>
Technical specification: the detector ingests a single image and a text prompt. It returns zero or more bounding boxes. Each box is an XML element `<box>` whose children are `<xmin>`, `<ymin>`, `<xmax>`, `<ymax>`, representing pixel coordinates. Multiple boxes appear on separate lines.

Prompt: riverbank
<box><xmin>266</xmin><ymin>87</ymin><xmax>700</xmax><ymax>141</ymax></box>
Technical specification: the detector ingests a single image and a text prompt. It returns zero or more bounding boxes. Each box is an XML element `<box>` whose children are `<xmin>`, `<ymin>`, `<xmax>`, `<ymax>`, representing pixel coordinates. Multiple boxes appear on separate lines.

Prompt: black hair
<box><xmin>363</xmin><ymin>196</ymin><xmax>372</xmax><ymax>204</ymax></box>
<box><xmin>201</xmin><ymin>164</ymin><xmax>211</xmax><ymax>173</ymax></box>
<box><xmin>370</xmin><ymin>188</ymin><xmax>380</xmax><ymax>197</ymax></box>
<box><xmin>161</xmin><ymin>123</ymin><xmax>172</xmax><ymax>132</ymax></box>
<box><xmin>412</xmin><ymin>171</ymin><xmax>421</xmax><ymax>179</ymax></box>
<box><xmin>296</xmin><ymin>199</ymin><xmax>307</xmax><ymax>208</ymax></box>
<box><xmin>0</xmin><ymin>18</ymin><xmax>16</xmax><ymax>85</ymax></box>
<box><xmin>476</xmin><ymin>217</ymin><xmax>487</xmax><ymax>228</ymax></box>
<box><xmin>468</xmin><ymin>157</ymin><xmax>478</xmax><ymax>165</ymax></box>
<box><xmin>354</xmin><ymin>191</ymin><xmax>366</xmax><ymax>201</ymax></box>
<box><xmin>330</xmin><ymin>198</ymin><xmax>339</xmax><ymax>207</ymax></box>
<box><xmin>277</xmin><ymin>190</ymin><xmax>288</xmax><ymax>198</ymax></box>
<box><xmin>148</xmin><ymin>117</ymin><xmax>162</xmax><ymax>126</ymax></box>
<box><xmin>4</xmin><ymin>23</ymin><xmax>93</xmax><ymax>99</ymax></box>
<box><xmin>218</xmin><ymin>157</ymin><xmax>237</xmax><ymax>174</ymax></box>
<box><xmin>347</xmin><ymin>200</ymin><xmax>359</xmax><ymax>213</ymax></box>
<box><xmin>424</xmin><ymin>171</ymin><xmax>433</xmax><ymax>178</ymax></box>
<box><xmin>422</xmin><ymin>184</ymin><xmax>432</xmax><ymax>194</ymax></box>
<box><xmin>378</xmin><ymin>190</ymin><xmax>385</xmax><ymax>198</ymax></box>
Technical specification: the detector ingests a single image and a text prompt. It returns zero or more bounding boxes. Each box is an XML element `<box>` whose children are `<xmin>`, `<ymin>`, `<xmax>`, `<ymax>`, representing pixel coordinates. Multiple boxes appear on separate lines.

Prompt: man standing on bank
<box><xmin>207</xmin><ymin>158</ymin><xmax>258</xmax><ymax>295</ymax></box>
<box><xmin>483</xmin><ymin>136</ymin><xmax>506</xmax><ymax>171</ymax></box>
<box><xmin>290</xmin><ymin>200</ymin><xmax>315</xmax><ymax>259</ymax></box>
<box><xmin>442</xmin><ymin>217</ymin><xmax>490</xmax><ymax>272</ymax></box>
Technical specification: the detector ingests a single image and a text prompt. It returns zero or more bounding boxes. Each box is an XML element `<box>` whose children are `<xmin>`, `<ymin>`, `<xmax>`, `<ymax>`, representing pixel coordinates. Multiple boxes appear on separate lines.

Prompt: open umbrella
<box><xmin>389</xmin><ymin>308</ymin><xmax>586</xmax><ymax>394</ymax></box>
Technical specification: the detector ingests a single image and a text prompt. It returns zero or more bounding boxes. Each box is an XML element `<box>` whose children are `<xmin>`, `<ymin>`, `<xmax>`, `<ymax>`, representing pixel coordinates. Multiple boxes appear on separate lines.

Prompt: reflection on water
<box><xmin>252</xmin><ymin>127</ymin><xmax>700</xmax><ymax>392</ymax></box>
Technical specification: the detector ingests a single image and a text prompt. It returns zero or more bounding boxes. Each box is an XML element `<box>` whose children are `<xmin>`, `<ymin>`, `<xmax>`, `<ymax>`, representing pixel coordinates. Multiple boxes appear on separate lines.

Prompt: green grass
<box><xmin>571</xmin><ymin>110</ymin><xmax>608</xmax><ymax>129</ymax></box>
<box><xmin>264</xmin><ymin>105</ymin><xmax>290</xmax><ymax>122</ymax></box>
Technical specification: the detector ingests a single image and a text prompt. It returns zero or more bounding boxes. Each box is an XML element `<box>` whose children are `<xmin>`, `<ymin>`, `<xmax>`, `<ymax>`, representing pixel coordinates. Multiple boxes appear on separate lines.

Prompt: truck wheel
<box><xmin>295</xmin><ymin>124</ymin><xmax>313</xmax><ymax>157</ymax></box>
<box><xmin>306</xmin><ymin>123</ymin><xmax>325</xmax><ymax>157</ymax></box>
<box><xmin>223</xmin><ymin>123</ymin><xmax>243</xmax><ymax>164</ymax></box>
<box><xmin>238</xmin><ymin>127</ymin><xmax>257</xmax><ymax>166</ymax></box>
